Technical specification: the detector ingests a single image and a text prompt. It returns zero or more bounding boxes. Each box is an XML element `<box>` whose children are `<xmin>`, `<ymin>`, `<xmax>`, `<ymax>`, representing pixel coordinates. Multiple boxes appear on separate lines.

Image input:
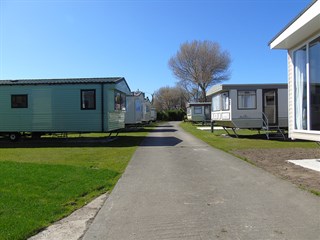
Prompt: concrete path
<box><xmin>29</xmin><ymin>194</ymin><xmax>108</xmax><ymax>240</ymax></box>
<box><xmin>83</xmin><ymin>122</ymin><xmax>320</xmax><ymax>240</ymax></box>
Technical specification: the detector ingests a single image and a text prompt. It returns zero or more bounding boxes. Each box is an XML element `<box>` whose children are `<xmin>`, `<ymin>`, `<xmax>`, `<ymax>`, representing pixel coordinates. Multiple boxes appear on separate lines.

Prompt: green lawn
<box><xmin>180</xmin><ymin>122</ymin><xmax>318</xmax><ymax>153</ymax></box>
<box><xmin>0</xmin><ymin>128</ymin><xmax>150</xmax><ymax>240</ymax></box>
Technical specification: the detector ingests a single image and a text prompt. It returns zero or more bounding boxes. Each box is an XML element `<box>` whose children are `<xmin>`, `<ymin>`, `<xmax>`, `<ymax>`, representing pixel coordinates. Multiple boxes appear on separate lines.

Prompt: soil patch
<box><xmin>232</xmin><ymin>148</ymin><xmax>320</xmax><ymax>194</ymax></box>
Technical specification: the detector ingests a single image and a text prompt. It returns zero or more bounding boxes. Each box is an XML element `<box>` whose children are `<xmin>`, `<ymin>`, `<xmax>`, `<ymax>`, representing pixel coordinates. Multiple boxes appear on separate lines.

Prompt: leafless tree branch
<box><xmin>168</xmin><ymin>40</ymin><xmax>231</xmax><ymax>102</ymax></box>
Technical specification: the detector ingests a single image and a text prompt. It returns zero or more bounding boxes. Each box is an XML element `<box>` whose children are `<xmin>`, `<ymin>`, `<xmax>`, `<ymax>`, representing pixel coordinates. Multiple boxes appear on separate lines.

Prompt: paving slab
<box><xmin>83</xmin><ymin>122</ymin><xmax>320</xmax><ymax>240</ymax></box>
<box><xmin>288</xmin><ymin>159</ymin><xmax>320</xmax><ymax>172</ymax></box>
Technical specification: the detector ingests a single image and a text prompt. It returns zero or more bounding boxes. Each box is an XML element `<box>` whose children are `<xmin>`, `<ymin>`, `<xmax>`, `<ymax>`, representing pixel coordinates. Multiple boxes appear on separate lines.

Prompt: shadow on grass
<box><xmin>0</xmin><ymin>123</ymin><xmax>180</xmax><ymax>148</ymax></box>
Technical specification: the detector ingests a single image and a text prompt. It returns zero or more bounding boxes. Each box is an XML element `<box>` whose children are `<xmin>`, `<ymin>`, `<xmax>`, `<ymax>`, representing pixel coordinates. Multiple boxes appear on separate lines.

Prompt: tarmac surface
<box><xmin>80</xmin><ymin>121</ymin><xmax>320</xmax><ymax>240</ymax></box>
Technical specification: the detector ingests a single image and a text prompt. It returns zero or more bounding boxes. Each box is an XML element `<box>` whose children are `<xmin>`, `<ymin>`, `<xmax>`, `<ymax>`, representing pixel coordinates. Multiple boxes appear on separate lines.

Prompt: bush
<box><xmin>157</xmin><ymin>110</ymin><xmax>186</xmax><ymax>121</ymax></box>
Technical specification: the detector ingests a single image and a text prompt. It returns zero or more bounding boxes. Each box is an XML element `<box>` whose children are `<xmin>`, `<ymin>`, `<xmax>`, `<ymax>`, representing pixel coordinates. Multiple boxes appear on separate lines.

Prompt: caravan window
<box><xmin>212</xmin><ymin>94</ymin><xmax>221</xmax><ymax>111</ymax></box>
<box><xmin>81</xmin><ymin>90</ymin><xmax>96</xmax><ymax>110</ymax></box>
<box><xmin>212</xmin><ymin>92</ymin><xmax>229</xmax><ymax>111</ymax></box>
<box><xmin>238</xmin><ymin>90</ymin><xmax>256</xmax><ymax>109</ymax></box>
<box><xmin>293</xmin><ymin>35</ymin><xmax>320</xmax><ymax>131</ymax></box>
<box><xmin>221</xmin><ymin>92</ymin><xmax>229</xmax><ymax>110</ymax></box>
<box><xmin>135</xmin><ymin>99</ymin><xmax>142</xmax><ymax>112</ymax></box>
<box><xmin>115</xmin><ymin>91</ymin><xmax>126</xmax><ymax>111</ymax></box>
<box><xmin>194</xmin><ymin>106</ymin><xmax>202</xmax><ymax>114</ymax></box>
<box><xmin>309</xmin><ymin>36</ymin><xmax>320</xmax><ymax>130</ymax></box>
<box><xmin>11</xmin><ymin>95</ymin><xmax>28</xmax><ymax>108</ymax></box>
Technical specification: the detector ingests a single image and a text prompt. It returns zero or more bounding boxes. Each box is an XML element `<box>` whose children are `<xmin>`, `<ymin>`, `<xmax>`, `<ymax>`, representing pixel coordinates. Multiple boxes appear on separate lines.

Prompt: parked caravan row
<box><xmin>125</xmin><ymin>91</ymin><xmax>155</xmax><ymax>126</ymax></box>
<box><xmin>0</xmin><ymin>77</ymin><xmax>156</xmax><ymax>141</ymax></box>
<box><xmin>187</xmin><ymin>83</ymin><xmax>288</xmax><ymax>139</ymax></box>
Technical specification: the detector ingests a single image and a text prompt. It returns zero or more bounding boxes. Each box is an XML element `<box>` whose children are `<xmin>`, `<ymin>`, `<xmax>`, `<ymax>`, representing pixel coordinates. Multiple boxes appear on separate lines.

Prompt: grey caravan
<box><xmin>186</xmin><ymin>102</ymin><xmax>211</xmax><ymax>123</ymax></box>
<box><xmin>207</xmin><ymin>84</ymin><xmax>288</xmax><ymax>131</ymax></box>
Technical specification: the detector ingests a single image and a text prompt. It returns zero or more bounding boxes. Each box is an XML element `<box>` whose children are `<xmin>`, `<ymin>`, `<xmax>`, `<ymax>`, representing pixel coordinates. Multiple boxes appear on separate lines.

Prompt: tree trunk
<box><xmin>199</xmin><ymin>85</ymin><xmax>207</xmax><ymax>102</ymax></box>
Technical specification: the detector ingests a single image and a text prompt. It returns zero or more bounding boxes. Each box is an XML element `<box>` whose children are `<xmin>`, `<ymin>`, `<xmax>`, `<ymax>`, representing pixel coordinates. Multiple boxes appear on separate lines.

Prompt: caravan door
<box><xmin>204</xmin><ymin>105</ymin><xmax>211</xmax><ymax>121</ymax></box>
<box><xmin>263</xmin><ymin>89</ymin><xmax>278</xmax><ymax>126</ymax></box>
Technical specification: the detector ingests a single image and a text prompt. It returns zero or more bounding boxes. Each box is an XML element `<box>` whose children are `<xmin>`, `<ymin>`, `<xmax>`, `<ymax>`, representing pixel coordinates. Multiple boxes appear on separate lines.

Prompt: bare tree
<box><xmin>153</xmin><ymin>86</ymin><xmax>188</xmax><ymax>111</ymax></box>
<box><xmin>168</xmin><ymin>40</ymin><xmax>231</xmax><ymax>102</ymax></box>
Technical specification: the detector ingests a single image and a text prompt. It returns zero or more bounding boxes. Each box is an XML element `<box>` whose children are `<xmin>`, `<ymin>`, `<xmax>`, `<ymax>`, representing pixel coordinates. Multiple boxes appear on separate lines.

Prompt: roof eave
<box><xmin>269</xmin><ymin>0</ymin><xmax>320</xmax><ymax>50</ymax></box>
<box><xmin>0</xmin><ymin>77</ymin><xmax>126</xmax><ymax>86</ymax></box>
<box><xmin>207</xmin><ymin>83</ymin><xmax>288</xmax><ymax>97</ymax></box>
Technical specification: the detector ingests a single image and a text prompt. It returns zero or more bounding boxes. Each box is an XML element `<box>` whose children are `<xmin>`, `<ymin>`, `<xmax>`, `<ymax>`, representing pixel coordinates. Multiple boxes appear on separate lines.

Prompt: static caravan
<box><xmin>269</xmin><ymin>0</ymin><xmax>320</xmax><ymax>141</ymax></box>
<box><xmin>207</xmin><ymin>84</ymin><xmax>288</xmax><ymax>132</ymax></box>
<box><xmin>125</xmin><ymin>91</ymin><xmax>144</xmax><ymax>125</ymax></box>
<box><xmin>186</xmin><ymin>102</ymin><xmax>211</xmax><ymax>123</ymax></box>
<box><xmin>150</xmin><ymin>107</ymin><xmax>157</xmax><ymax>122</ymax></box>
<box><xmin>0</xmin><ymin>77</ymin><xmax>131</xmax><ymax>140</ymax></box>
<box><xmin>142</xmin><ymin>97</ymin><xmax>151</xmax><ymax>123</ymax></box>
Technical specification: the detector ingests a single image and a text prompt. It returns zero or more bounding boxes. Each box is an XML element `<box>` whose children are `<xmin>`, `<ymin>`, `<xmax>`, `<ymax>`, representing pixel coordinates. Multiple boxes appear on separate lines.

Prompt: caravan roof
<box><xmin>0</xmin><ymin>77</ymin><xmax>128</xmax><ymax>87</ymax></box>
<box><xmin>207</xmin><ymin>83</ymin><xmax>287</xmax><ymax>97</ymax></box>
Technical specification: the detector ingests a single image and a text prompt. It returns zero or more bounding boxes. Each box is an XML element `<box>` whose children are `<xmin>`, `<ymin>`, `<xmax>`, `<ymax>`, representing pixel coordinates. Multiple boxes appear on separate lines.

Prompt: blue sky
<box><xmin>0</xmin><ymin>0</ymin><xmax>311</xmax><ymax>98</ymax></box>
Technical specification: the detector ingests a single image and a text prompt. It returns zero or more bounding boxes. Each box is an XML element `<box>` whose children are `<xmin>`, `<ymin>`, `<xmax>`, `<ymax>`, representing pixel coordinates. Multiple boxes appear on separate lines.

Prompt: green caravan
<box><xmin>0</xmin><ymin>77</ymin><xmax>131</xmax><ymax>141</ymax></box>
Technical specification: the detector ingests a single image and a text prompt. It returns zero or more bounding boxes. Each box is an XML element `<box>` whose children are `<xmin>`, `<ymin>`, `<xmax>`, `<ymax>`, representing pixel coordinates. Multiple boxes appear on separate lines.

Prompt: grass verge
<box><xmin>0</xmin><ymin>127</ymin><xmax>151</xmax><ymax>240</ymax></box>
<box><xmin>180</xmin><ymin>122</ymin><xmax>318</xmax><ymax>152</ymax></box>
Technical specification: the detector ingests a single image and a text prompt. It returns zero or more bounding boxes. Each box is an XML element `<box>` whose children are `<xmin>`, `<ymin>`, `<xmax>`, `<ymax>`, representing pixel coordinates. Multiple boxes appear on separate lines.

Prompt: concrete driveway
<box><xmin>83</xmin><ymin>122</ymin><xmax>320</xmax><ymax>240</ymax></box>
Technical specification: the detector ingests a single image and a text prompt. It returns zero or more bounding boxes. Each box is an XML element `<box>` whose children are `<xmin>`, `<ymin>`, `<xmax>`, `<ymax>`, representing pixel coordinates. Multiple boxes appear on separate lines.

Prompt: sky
<box><xmin>0</xmin><ymin>0</ymin><xmax>312</xmax><ymax>99</ymax></box>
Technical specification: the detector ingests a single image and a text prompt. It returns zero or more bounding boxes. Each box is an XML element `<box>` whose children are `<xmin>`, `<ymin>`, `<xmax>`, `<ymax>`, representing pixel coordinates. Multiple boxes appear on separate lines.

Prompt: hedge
<box><xmin>157</xmin><ymin>110</ymin><xmax>186</xmax><ymax>121</ymax></box>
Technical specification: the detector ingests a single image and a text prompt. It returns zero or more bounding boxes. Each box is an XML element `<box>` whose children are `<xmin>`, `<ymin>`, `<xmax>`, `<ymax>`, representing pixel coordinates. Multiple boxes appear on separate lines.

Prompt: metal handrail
<box><xmin>261</xmin><ymin>112</ymin><xmax>286</xmax><ymax>140</ymax></box>
<box><xmin>261</xmin><ymin>112</ymin><xmax>269</xmax><ymax>130</ymax></box>
<box><xmin>261</xmin><ymin>112</ymin><xmax>269</xmax><ymax>139</ymax></box>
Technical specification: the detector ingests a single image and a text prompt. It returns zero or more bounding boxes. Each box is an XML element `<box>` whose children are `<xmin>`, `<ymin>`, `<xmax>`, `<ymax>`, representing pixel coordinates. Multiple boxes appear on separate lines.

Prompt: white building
<box><xmin>269</xmin><ymin>0</ymin><xmax>320</xmax><ymax>141</ymax></box>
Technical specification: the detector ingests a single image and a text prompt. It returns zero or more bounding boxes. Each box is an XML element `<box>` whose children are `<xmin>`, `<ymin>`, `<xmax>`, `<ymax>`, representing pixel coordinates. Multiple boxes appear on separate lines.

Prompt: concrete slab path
<box><xmin>83</xmin><ymin>122</ymin><xmax>320</xmax><ymax>240</ymax></box>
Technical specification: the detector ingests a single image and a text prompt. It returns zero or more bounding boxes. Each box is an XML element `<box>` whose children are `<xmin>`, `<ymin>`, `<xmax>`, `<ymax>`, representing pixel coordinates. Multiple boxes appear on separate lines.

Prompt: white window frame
<box><xmin>212</xmin><ymin>94</ymin><xmax>221</xmax><ymax>111</ymax></box>
<box><xmin>212</xmin><ymin>91</ymin><xmax>229</xmax><ymax>111</ymax></box>
<box><xmin>237</xmin><ymin>90</ymin><xmax>257</xmax><ymax>110</ymax></box>
<box><xmin>292</xmin><ymin>33</ymin><xmax>320</xmax><ymax>133</ymax></box>
<box><xmin>221</xmin><ymin>92</ymin><xmax>230</xmax><ymax>111</ymax></box>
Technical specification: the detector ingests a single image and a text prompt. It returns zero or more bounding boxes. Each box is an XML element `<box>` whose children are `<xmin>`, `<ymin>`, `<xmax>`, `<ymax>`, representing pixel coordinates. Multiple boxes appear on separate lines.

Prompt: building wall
<box><xmin>230</xmin><ymin>89</ymin><xmax>263</xmax><ymax>120</ymax></box>
<box><xmin>0</xmin><ymin>84</ymin><xmax>105</xmax><ymax>132</ymax></box>
<box><xmin>125</xmin><ymin>94</ymin><xmax>143</xmax><ymax>125</ymax></box>
<box><xmin>278</xmin><ymin>88</ymin><xmax>289</xmax><ymax>128</ymax></box>
<box><xmin>105</xmin><ymin>85</ymin><xmax>126</xmax><ymax>132</ymax></box>
<box><xmin>125</xmin><ymin>96</ymin><xmax>136</xmax><ymax>124</ymax></box>
<box><xmin>190</xmin><ymin>106</ymin><xmax>205</xmax><ymax>122</ymax></box>
<box><xmin>0</xmin><ymin>81</ymin><xmax>131</xmax><ymax>133</ymax></box>
<box><xmin>287</xmin><ymin>52</ymin><xmax>295</xmax><ymax>139</ymax></box>
<box><xmin>142</xmin><ymin>100</ymin><xmax>151</xmax><ymax>122</ymax></box>
<box><xmin>104</xmin><ymin>81</ymin><xmax>131</xmax><ymax>132</ymax></box>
